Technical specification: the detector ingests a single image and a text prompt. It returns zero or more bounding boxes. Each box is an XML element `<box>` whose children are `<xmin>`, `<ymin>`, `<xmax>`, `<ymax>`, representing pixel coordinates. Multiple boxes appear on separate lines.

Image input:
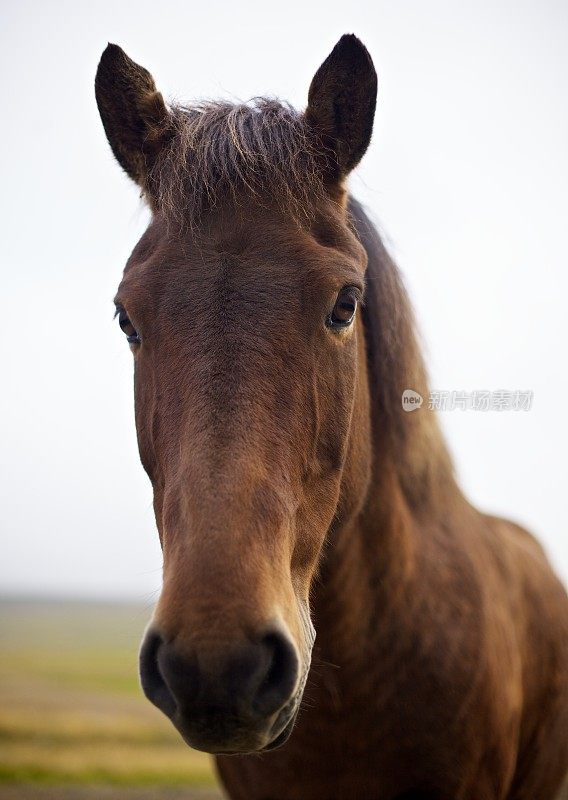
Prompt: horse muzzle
<box><xmin>139</xmin><ymin>625</ymin><xmax>302</xmax><ymax>753</ymax></box>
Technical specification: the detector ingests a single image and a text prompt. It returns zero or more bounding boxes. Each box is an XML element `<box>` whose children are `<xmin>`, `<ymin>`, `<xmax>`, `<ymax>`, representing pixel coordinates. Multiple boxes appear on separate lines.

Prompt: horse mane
<box><xmin>349</xmin><ymin>198</ymin><xmax>457</xmax><ymax>513</ymax></box>
<box><xmin>153</xmin><ymin>99</ymin><xmax>326</xmax><ymax>227</ymax></box>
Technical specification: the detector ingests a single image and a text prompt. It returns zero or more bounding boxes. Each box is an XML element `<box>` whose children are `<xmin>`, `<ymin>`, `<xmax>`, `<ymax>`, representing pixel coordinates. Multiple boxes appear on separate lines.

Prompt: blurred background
<box><xmin>1</xmin><ymin>0</ymin><xmax>567</xmax><ymax>797</ymax></box>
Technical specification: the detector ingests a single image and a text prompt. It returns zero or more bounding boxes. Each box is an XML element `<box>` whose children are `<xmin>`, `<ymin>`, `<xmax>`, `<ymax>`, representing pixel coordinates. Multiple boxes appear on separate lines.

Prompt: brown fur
<box><xmin>96</xmin><ymin>34</ymin><xmax>568</xmax><ymax>800</ymax></box>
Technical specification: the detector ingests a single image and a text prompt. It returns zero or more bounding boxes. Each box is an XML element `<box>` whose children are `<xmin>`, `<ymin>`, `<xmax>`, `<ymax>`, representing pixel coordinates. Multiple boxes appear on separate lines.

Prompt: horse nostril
<box><xmin>139</xmin><ymin>629</ymin><xmax>177</xmax><ymax>719</ymax></box>
<box><xmin>251</xmin><ymin>630</ymin><xmax>299</xmax><ymax>718</ymax></box>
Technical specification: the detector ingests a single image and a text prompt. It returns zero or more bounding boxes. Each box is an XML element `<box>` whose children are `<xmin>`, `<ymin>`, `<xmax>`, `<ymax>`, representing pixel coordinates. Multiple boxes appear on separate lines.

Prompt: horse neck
<box><xmin>312</xmin><ymin>404</ymin><xmax>425</xmax><ymax>677</ymax></box>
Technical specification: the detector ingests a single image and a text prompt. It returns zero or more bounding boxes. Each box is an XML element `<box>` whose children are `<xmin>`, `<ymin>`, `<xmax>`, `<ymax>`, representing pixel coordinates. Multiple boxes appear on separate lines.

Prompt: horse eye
<box><xmin>117</xmin><ymin>308</ymin><xmax>141</xmax><ymax>345</ymax></box>
<box><xmin>327</xmin><ymin>287</ymin><xmax>359</xmax><ymax>329</ymax></box>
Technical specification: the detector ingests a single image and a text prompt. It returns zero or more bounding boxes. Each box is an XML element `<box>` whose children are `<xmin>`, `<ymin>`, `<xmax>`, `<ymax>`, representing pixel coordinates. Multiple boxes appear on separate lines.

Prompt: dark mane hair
<box><xmin>348</xmin><ymin>198</ymin><xmax>455</xmax><ymax>512</ymax></box>
<box><xmin>153</xmin><ymin>99</ymin><xmax>326</xmax><ymax>228</ymax></box>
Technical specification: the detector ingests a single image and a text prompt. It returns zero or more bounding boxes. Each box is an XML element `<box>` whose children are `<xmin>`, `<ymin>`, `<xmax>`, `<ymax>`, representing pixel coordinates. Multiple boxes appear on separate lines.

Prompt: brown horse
<box><xmin>95</xmin><ymin>35</ymin><xmax>568</xmax><ymax>800</ymax></box>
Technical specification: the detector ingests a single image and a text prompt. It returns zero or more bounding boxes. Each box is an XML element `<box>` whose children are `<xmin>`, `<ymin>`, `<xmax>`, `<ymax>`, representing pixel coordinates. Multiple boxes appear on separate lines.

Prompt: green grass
<box><xmin>0</xmin><ymin>599</ymin><xmax>219</xmax><ymax>792</ymax></box>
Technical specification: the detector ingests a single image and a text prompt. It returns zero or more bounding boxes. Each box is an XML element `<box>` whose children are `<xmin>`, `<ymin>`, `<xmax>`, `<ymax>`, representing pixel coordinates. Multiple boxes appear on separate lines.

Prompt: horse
<box><xmin>95</xmin><ymin>35</ymin><xmax>568</xmax><ymax>800</ymax></box>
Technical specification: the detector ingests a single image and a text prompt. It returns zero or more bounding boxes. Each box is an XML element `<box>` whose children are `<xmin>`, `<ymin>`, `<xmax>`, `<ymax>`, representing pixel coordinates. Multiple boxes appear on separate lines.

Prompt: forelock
<box><xmin>151</xmin><ymin>98</ymin><xmax>326</xmax><ymax>229</ymax></box>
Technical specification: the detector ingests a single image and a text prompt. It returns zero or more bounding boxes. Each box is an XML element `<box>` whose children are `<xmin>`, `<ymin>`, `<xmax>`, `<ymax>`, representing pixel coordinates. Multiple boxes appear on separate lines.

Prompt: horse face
<box><xmin>115</xmin><ymin>208</ymin><xmax>369</xmax><ymax>752</ymax></box>
<box><xmin>98</xmin><ymin>36</ymin><xmax>376</xmax><ymax>753</ymax></box>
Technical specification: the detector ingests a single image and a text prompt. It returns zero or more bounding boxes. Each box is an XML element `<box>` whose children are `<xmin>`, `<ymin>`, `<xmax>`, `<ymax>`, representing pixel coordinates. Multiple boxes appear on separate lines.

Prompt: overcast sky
<box><xmin>1</xmin><ymin>0</ymin><xmax>567</xmax><ymax>599</ymax></box>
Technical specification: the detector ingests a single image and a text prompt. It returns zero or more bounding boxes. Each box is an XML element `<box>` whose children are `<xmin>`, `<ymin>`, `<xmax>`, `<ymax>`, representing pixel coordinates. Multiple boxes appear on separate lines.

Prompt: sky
<box><xmin>1</xmin><ymin>0</ymin><xmax>567</xmax><ymax>599</ymax></box>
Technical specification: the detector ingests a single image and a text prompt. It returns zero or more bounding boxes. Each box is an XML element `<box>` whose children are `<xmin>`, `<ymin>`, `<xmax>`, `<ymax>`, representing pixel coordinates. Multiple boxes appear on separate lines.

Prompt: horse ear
<box><xmin>305</xmin><ymin>34</ymin><xmax>377</xmax><ymax>182</ymax></box>
<box><xmin>95</xmin><ymin>44</ymin><xmax>172</xmax><ymax>188</ymax></box>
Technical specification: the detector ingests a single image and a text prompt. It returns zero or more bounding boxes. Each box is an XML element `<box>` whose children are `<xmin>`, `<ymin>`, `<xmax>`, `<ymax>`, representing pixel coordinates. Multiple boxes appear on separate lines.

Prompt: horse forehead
<box><xmin>126</xmin><ymin>238</ymin><xmax>308</xmax><ymax>305</ymax></box>
<box><xmin>120</xmin><ymin>210</ymin><xmax>361</xmax><ymax>322</ymax></box>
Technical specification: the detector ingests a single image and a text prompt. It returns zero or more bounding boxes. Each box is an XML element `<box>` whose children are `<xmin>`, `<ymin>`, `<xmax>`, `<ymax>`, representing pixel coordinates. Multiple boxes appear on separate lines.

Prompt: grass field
<box><xmin>0</xmin><ymin>598</ymin><xmax>222</xmax><ymax>799</ymax></box>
